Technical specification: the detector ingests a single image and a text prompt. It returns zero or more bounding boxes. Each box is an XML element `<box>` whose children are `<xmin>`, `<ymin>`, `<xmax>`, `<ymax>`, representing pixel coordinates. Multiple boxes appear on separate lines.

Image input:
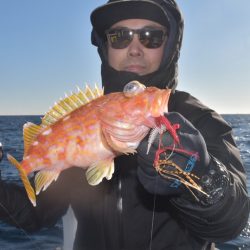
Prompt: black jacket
<box><xmin>0</xmin><ymin>91</ymin><xmax>249</xmax><ymax>250</ymax></box>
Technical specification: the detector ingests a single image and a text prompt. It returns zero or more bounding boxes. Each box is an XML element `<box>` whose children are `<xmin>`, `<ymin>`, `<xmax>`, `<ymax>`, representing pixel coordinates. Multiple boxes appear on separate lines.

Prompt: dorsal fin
<box><xmin>23</xmin><ymin>122</ymin><xmax>43</xmax><ymax>156</ymax></box>
<box><xmin>41</xmin><ymin>84</ymin><xmax>103</xmax><ymax>127</ymax></box>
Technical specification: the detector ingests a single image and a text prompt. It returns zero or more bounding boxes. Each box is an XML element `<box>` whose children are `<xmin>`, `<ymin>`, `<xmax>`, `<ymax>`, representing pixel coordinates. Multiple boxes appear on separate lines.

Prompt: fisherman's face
<box><xmin>107</xmin><ymin>19</ymin><xmax>166</xmax><ymax>76</ymax></box>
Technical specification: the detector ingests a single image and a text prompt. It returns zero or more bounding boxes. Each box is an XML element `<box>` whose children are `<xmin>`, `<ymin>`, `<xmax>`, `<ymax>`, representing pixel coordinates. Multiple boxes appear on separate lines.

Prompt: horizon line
<box><xmin>0</xmin><ymin>113</ymin><xmax>249</xmax><ymax>116</ymax></box>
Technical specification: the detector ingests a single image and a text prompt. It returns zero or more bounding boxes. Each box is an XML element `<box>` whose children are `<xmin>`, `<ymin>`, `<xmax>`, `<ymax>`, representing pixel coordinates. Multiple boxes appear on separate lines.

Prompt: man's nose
<box><xmin>127</xmin><ymin>35</ymin><xmax>144</xmax><ymax>57</ymax></box>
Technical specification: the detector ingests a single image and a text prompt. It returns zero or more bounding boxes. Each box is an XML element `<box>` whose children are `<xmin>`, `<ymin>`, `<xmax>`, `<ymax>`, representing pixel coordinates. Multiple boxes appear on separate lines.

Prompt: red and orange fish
<box><xmin>7</xmin><ymin>81</ymin><xmax>173</xmax><ymax>206</ymax></box>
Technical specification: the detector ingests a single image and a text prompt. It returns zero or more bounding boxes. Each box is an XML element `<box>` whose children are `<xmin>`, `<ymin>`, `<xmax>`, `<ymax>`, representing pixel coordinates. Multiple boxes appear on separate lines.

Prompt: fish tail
<box><xmin>7</xmin><ymin>154</ymin><xmax>36</xmax><ymax>207</ymax></box>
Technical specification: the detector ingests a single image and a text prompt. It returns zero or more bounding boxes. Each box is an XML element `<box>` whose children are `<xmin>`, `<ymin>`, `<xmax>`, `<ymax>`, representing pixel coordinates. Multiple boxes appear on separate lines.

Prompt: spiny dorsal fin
<box><xmin>23</xmin><ymin>122</ymin><xmax>43</xmax><ymax>156</ymax></box>
<box><xmin>41</xmin><ymin>84</ymin><xmax>103</xmax><ymax>127</ymax></box>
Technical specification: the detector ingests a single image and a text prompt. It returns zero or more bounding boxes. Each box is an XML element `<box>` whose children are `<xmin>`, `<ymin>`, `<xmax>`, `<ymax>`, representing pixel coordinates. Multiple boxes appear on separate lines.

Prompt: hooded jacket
<box><xmin>0</xmin><ymin>1</ymin><xmax>249</xmax><ymax>250</ymax></box>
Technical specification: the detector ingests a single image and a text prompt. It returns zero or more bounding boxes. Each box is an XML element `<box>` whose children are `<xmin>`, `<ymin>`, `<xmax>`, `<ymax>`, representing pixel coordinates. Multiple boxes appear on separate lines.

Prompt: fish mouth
<box><xmin>159</xmin><ymin>89</ymin><xmax>171</xmax><ymax>115</ymax></box>
<box><xmin>147</xmin><ymin>88</ymin><xmax>171</xmax><ymax>126</ymax></box>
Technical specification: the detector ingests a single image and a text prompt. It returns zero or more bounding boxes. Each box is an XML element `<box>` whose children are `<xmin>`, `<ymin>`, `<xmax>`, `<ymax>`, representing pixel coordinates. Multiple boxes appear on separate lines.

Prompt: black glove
<box><xmin>137</xmin><ymin>112</ymin><xmax>229</xmax><ymax>204</ymax></box>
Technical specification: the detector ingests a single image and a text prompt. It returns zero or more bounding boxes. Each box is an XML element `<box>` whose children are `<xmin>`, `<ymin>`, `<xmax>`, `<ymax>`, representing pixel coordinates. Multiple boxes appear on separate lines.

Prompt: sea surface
<box><xmin>0</xmin><ymin>115</ymin><xmax>249</xmax><ymax>250</ymax></box>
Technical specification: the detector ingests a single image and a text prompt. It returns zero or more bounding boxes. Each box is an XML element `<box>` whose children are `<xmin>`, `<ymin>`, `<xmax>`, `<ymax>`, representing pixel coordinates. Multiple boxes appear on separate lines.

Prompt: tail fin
<box><xmin>7</xmin><ymin>154</ymin><xmax>36</xmax><ymax>207</ymax></box>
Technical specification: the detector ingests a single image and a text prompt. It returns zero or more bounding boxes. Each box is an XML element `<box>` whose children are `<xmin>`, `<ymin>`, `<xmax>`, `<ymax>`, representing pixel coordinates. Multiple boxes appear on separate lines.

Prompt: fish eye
<box><xmin>123</xmin><ymin>81</ymin><xmax>146</xmax><ymax>97</ymax></box>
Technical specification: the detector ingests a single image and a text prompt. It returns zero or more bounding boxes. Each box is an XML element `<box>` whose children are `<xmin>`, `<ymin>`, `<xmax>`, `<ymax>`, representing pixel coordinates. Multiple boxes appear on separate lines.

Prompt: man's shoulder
<box><xmin>169</xmin><ymin>90</ymin><xmax>232</xmax><ymax>136</ymax></box>
<box><xmin>169</xmin><ymin>90</ymin><xmax>212</xmax><ymax>114</ymax></box>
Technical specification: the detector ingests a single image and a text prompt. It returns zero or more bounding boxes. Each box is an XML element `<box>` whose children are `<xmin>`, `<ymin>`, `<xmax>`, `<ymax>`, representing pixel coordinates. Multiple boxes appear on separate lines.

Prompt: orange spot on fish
<box><xmin>43</xmin><ymin>157</ymin><xmax>52</xmax><ymax>166</ymax></box>
<box><xmin>58</xmin><ymin>151</ymin><xmax>66</xmax><ymax>161</ymax></box>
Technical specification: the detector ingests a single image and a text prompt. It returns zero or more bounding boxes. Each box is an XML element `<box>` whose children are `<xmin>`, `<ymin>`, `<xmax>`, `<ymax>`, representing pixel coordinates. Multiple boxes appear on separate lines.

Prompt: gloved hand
<box><xmin>137</xmin><ymin>112</ymin><xmax>211</xmax><ymax>197</ymax></box>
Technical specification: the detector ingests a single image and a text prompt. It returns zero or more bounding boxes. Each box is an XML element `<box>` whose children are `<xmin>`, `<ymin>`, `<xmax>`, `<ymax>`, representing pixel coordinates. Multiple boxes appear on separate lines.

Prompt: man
<box><xmin>0</xmin><ymin>1</ymin><xmax>248</xmax><ymax>250</ymax></box>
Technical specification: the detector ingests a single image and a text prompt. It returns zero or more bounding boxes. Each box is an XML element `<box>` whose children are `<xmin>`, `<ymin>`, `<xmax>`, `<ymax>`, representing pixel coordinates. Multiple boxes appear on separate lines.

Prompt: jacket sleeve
<box><xmin>0</xmin><ymin>168</ymin><xmax>73</xmax><ymax>232</ymax></box>
<box><xmin>168</xmin><ymin>92</ymin><xmax>249</xmax><ymax>242</ymax></box>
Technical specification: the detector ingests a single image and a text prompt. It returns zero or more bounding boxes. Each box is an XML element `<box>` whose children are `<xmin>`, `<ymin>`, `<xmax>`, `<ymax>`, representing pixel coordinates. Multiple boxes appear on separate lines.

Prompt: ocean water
<box><xmin>0</xmin><ymin>115</ymin><xmax>249</xmax><ymax>250</ymax></box>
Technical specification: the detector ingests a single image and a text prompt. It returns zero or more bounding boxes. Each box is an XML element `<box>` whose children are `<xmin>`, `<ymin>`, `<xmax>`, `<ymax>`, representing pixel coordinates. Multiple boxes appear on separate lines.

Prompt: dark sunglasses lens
<box><xmin>106</xmin><ymin>28</ymin><xmax>166</xmax><ymax>49</ymax></box>
<box><xmin>107</xmin><ymin>29</ymin><xmax>132</xmax><ymax>49</ymax></box>
<box><xmin>139</xmin><ymin>29</ymin><xmax>165</xmax><ymax>48</ymax></box>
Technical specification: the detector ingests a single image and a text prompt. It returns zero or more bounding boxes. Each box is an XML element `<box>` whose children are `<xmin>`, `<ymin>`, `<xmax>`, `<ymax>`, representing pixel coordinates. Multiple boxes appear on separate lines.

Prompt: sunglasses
<box><xmin>105</xmin><ymin>27</ymin><xmax>167</xmax><ymax>49</ymax></box>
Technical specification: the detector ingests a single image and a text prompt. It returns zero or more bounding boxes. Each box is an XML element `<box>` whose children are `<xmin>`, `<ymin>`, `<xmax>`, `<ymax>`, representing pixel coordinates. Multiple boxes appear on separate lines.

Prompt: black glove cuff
<box><xmin>195</xmin><ymin>156</ymin><xmax>230</xmax><ymax>206</ymax></box>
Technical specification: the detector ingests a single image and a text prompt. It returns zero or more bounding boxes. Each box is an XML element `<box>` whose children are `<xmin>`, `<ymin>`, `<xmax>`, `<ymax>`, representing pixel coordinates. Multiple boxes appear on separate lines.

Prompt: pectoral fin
<box><xmin>35</xmin><ymin>170</ymin><xmax>60</xmax><ymax>195</ymax></box>
<box><xmin>86</xmin><ymin>159</ymin><xmax>114</xmax><ymax>185</ymax></box>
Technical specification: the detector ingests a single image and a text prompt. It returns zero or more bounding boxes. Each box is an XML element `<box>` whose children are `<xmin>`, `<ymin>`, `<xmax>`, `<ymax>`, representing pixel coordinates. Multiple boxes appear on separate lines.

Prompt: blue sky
<box><xmin>0</xmin><ymin>0</ymin><xmax>249</xmax><ymax>115</ymax></box>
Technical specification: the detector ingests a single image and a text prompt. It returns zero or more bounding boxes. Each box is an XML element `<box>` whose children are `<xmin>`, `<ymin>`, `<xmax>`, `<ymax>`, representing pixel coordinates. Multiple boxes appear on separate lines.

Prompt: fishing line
<box><xmin>149</xmin><ymin>131</ymin><xmax>176</xmax><ymax>250</ymax></box>
<box><xmin>149</xmin><ymin>177</ymin><xmax>158</xmax><ymax>250</ymax></box>
<box><xmin>163</xmin><ymin>142</ymin><xmax>176</xmax><ymax>161</ymax></box>
<box><xmin>0</xmin><ymin>199</ymin><xmax>42</xmax><ymax>250</ymax></box>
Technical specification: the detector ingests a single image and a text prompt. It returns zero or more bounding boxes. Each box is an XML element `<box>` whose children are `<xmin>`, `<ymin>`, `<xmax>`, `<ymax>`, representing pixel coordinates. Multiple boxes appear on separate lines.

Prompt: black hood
<box><xmin>91</xmin><ymin>0</ymin><xmax>184</xmax><ymax>94</ymax></box>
